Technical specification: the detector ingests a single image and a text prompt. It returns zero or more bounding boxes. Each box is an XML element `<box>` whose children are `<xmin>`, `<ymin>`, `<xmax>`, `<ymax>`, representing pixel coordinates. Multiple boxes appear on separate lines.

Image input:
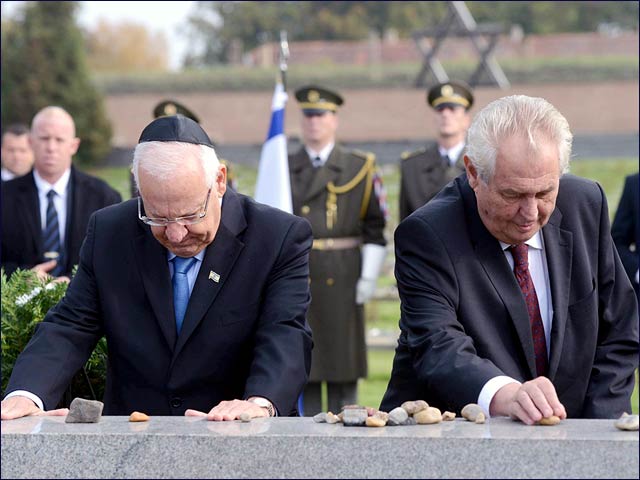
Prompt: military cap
<box><xmin>295</xmin><ymin>85</ymin><xmax>344</xmax><ymax>114</ymax></box>
<box><xmin>427</xmin><ymin>81</ymin><xmax>474</xmax><ymax>110</ymax></box>
<box><xmin>138</xmin><ymin>114</ymin><xmax>214</xmax><ymax>148</ymax></box>
<box><xmin>153</xmin><ymin>99</ymin><xmax>200</xmax><ymax>123</ymax></box>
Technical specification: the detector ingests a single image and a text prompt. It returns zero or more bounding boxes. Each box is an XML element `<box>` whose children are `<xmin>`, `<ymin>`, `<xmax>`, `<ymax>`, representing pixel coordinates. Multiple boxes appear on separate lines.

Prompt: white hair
<box><xmin>132</xmin><ymin>141</ymin><xmax>219</xmax><ymax>193</ymax></box>
<box><xmin>465</xmin><ymin>95</ymin><xmax>572</xmax><ymax>182</ymax></box>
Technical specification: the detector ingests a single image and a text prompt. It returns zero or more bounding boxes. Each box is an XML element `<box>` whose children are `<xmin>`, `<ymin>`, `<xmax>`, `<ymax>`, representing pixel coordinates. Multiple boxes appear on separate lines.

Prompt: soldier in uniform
<box><xmin>130</xmin><ymin>100</ymin><xmax>237</xmax><ymax>197</ymax></box>
<box><xmin>399</xmin><ymin>80</ymin><xmax>474</xmax><ymax>221</ymax></box>
<box><xmin>289</xmin><ymin>85</ymin><xmax>388</xmax><ymax>415</ymax></box>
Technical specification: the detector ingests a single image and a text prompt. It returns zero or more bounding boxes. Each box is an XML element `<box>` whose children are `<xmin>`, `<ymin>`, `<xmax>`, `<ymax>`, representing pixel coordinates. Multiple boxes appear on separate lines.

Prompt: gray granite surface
<box><xmin>2</xmin><ymin>416</ymin><xmax>638</xmax><ymax>478</ymax></box>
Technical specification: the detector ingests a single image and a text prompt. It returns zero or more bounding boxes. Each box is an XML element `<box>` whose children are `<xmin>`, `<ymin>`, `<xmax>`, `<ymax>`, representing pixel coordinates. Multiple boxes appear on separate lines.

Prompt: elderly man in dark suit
<box><xmin>1</xmin><ymin>106</ymin><xmax>121</xmax><ymax>280</ymax></box>
<box><xmin>612</xmin><ymin>172</ymin><xmax>639</xmax><ymax>300</ymax></box>
<box><xmin>2</xmin><ymin>115</ymin><xmax>313</xmax><ymax>421</ymax></box>
<box><xmin>382</xmin><ymin>95</ymin><xmax>638</xmax><ymax>423</ymax></box>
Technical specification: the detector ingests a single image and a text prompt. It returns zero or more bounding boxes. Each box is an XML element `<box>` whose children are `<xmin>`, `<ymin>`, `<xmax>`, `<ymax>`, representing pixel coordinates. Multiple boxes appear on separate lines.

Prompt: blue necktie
<box><xmin>172</xmin><ymin>256</ymin><xmax>197</xmax><ymax>334</ymax></box>
<box><xmin>42</xmin><ymin>189</ymin><xmax>63</xmax><ymax>276</ymax></box>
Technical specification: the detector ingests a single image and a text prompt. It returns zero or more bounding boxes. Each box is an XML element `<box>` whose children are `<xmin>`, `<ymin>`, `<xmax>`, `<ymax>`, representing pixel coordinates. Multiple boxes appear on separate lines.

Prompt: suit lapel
<box><xmin>462</xmin><ymin>180</ymin><xmax>538</xmax><ymax>378</ymax></box>
<box><xmin>16</xmin><ymin>173</ymin><xmax>42</xmax><ymax>256</ymax></box>
<box><xmin>133</xmin><ymin>226</ymin><xmax>176</xmax><ymax>350</ymax></box>
<box><xmin>542</xmin><ymin>207</ymin><xmax>572</xmax><ymax>380</ymax></box>
<box><xmin>172</xmin><ymin>190</ymin><xmax>247</xmax><ymax>360</ymax></box>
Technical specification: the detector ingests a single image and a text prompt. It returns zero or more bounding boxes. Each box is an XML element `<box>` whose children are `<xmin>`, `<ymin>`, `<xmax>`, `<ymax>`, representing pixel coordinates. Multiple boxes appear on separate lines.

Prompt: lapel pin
<box><xmin>209</xmin><ymin>271</ymin><xmax>221</xmax><ymax>283</ymax></box>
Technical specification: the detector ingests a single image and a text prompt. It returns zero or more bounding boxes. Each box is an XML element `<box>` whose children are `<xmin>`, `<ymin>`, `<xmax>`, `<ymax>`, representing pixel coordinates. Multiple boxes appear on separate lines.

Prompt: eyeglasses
<box><xmin>138</xmin><ymin>186</ymin><xmax>212</xmax><ymax>227</ymax></box>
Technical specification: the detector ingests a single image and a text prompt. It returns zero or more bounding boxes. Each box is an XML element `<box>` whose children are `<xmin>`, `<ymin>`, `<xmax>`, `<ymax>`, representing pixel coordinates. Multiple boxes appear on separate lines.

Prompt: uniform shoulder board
<box><xmin>351</xmin><ymin>149</ymin><xmax>376</xmax><ymax>163</ymax></box>
<box><xmin>401</xmin><ymin>147</ymin><xmax>427</xmax><ymax>161</ymax></box>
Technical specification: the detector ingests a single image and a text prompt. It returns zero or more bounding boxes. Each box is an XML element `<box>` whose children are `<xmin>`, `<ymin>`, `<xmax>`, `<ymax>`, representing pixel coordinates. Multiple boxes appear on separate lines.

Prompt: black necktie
<box><xmin>42</xmin><ymin>189</ymin><xmax>63</xmax><ymax>276</ymax></box>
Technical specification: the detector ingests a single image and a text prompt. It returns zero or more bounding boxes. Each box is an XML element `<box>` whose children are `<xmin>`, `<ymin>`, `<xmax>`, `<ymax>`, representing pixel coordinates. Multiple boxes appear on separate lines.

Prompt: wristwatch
<box><xmin>248</xmin><ymin>397</ymin><xmax>276</xmax><ymax>417</ymax></box>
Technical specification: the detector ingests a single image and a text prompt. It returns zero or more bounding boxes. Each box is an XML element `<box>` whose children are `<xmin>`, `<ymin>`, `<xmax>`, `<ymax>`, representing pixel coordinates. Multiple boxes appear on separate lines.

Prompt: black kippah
<box><xmin>138</xmin><ymin>114</ymin><xmax>214</xmax><ymax>148</ymax></box>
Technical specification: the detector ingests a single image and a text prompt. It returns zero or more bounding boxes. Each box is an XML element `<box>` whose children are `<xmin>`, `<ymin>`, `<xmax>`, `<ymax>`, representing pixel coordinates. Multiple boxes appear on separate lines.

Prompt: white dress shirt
<box><xmin>438</xmin><ymin>141</ymin><xmax>466</xmax><ymax>167</ymax></box>
<box><xmin>477</xmin><ymin>230</ymin><xmax>554</xmax><ymax>416</ymax></box>
<box><xmin>305</xmin><ymin>142</ymin><xmax>335</xmax><ymax>167</ymax></box>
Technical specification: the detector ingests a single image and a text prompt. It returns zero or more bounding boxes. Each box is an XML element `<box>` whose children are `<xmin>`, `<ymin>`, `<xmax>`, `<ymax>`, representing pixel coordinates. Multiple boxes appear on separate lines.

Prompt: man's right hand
<box><xmin>490</xmin><ymin>377</ymin><xmax>567</xmax><ymax>425</ymax></box>
<box><xmin>1</xmin><ymin>396</ymin><xmax>68</xmax><ymax>420</ymax></box>
<box><xmin>31</xmin><ymin>260</ymin><xmax>57</xmax><ymax>281</ymax></box>
<box><xmin>30</xmin><ymin>261</ymin><xmax>70</xmax><ymax>283</ymax></box>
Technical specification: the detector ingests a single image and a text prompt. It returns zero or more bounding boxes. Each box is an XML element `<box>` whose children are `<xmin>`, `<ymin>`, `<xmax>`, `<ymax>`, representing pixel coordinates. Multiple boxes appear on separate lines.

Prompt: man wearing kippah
<box><xmin>2</xmin><ymin>115</ymin><xmax>313</xmax><ymax>421</ymax></box>
<box><xmin>399</xmin><ymin>80</ymin><xmax>474</xmax><ymax>221</ymax></box>
<box><xmin>289</xmin><ymin>85</ymin><xmax>388</xmax><ymax>415</ymax></box>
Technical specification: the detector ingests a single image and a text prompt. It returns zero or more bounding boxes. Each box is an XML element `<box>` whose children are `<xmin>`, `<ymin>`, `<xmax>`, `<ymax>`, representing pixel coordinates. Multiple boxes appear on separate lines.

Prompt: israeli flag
<box><xmin>255</xmin><ymin>82</ymin><xmax>292</xmax><ymax>213</ymax></box>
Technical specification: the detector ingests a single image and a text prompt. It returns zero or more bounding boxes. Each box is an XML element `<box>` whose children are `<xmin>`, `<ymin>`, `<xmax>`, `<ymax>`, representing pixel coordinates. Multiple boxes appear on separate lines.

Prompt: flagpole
<box><xmin>279</xmin><ymin>30</ymin><xmax>289</xmax><ymax>91</ymax></box>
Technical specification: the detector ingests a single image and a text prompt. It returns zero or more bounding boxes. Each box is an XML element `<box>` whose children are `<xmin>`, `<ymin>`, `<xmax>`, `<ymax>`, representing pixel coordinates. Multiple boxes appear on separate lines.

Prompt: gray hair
<box><xmin>465</xmin><ymin>95</ymin><xmax>572</xmax><ymax>182</ymax></box>
<box><xmin>132</xmin><ymin>141</ymin><xmax>219</xmax><ymax>193</ymax></box>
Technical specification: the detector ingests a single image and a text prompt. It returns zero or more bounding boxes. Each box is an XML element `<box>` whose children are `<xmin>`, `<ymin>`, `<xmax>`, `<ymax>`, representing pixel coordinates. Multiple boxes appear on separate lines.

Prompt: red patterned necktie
<box><xmin>509</xmin><ymin>244</ymin><xmax>549</xmax><ymax>377</ymax></box>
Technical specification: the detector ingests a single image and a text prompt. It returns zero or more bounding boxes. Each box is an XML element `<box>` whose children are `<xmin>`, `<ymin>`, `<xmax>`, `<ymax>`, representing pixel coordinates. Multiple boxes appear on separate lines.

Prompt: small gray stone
<box><xmin>65</xmin><ymin>398</ymin><xmax>104</xmax><ymax>423</ymax></box>
<box><xmin>313</xmin><ymin>412</ymin><xmax>327</xmax><ymax>423</ymax></box>
<box><xmin>239</xmin><ymin>412</ymin><xmax>252</xmax><ymax>422</ymax></box>
<box><xmin>342</xmin><ymin>407</ymin><xmax>368</xmax><ymax>426</ymax></box>
<box><xmin>614</xmin><ymin>413</ymin><xmax>639</xmax><ymax>431</ymax></box>
<box><xmin>387</xmin><ymin>407</ymin><xmax>409</xmax><ymax>426</ymax></box>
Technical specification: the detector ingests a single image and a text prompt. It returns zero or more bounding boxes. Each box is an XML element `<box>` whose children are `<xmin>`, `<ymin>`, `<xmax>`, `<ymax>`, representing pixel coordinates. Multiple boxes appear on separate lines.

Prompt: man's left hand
<box><xmin>185</xmin><ymin>399</ymin><xmax>269</xmax><ymax>421</ymax></box>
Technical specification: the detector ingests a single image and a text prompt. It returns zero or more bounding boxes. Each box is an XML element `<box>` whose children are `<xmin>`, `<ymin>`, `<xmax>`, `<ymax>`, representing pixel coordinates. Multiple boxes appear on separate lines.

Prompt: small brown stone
<box><xmin>365</xmin><ymin>416</ymin><xmax>386</xmax><ymax>427</ymax></box>
<box><xmin>442</xmin><ymin>411</ymin><xmax>456</xmax><ymax>421</ymax></box>
<box><xmin>326</xmin><ymin>412</ymin><xmax>341</xmax><ymax>424</ymax></box>
<box><xmin>414</xmin><ymin>407</ymin><xmax>442</xmax><ymax>424</ymax></box>
<box><xmin>538</xmin><ymin>415</ymin><xmax>561</xmax><ymax>426</ymax></box>
<box><xmin>129</xmin><ymin>411</ymin><xmax>149</xmax><ymax>422</ymax></box>
<box><xmin>401</xmin><ymin>400</ymin><xmax>429</xmax><ymax>415</ymax></box>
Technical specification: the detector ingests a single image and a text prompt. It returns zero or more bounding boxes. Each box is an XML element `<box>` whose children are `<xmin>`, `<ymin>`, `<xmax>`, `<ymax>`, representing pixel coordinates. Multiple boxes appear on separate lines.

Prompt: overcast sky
<box><xmin>2</xmin><ymin>1</ymin><xmax>196</xmax><ymax>70</ymax></box>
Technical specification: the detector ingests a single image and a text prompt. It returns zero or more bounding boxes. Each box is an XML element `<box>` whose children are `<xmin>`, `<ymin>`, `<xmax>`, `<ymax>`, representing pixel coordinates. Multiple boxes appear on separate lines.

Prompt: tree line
<box><xmin>182</xmin><ymin>1</ymin><xmax>639</xmax><ymax>65</ymax></box>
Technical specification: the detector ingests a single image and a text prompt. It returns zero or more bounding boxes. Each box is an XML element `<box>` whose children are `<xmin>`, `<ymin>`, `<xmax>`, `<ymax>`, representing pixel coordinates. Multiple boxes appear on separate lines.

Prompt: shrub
<box><xmin>1</xmin><ymin>268</ymin><xmax>107</xmax><ymax>404</ymax></box>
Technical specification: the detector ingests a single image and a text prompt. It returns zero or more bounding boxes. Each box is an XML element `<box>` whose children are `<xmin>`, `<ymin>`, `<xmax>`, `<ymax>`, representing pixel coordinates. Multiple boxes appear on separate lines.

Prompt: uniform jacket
<box><xmin>399</xmin><ymin>143</ymin><xmax>465</xmax><ymax>221</ymax></box>
<box><xmin>289</xmin><ymin>145</ymin><xmax>386</xmax><ymax>382</ymax></box>
<box><xmin>1</xmin><ymin>167</ymin><xmax>122</xmax><ymax>277</ymax></box>
<box><xmin>381</xmin><ymin>174</ymin><xmax>639</xmax><ymax>418</ymax></box>
<box><xmin>611</xmin><ymin>172</ymin><xmax>639</xmax><ymax>299</ymax></box>
<box><xmin>7</xmin><ymin>189</ymin><xmax>314</xmax><ymax>416</ymax></box>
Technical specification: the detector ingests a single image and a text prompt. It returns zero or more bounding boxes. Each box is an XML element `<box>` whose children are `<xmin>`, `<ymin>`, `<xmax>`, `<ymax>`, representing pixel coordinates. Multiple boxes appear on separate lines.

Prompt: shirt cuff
<box><xmin>477</xmin><ymin>376</ymin><xmax>521</xmax><ymax>417</ymax></box>
<box><xmin>4</xmin><ymin>390</ymin><xmax>44</xmax><ymax>411</ymax></box>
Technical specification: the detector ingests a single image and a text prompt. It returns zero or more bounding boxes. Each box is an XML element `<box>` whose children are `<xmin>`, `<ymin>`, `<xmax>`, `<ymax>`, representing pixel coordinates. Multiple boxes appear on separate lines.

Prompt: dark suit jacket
<box><xmin>381</xmin><ymin>174</ymin><xmax>639</xmax><ymax>418</ymax></box>
<box><xmin>611</xmin><ymin>172</ymin><xmax>639</xmax><ymax>299</ymax></box>
<box><xmin>7</xmin><ymin>189</ymin><xmax>314</xmax><ymax>416</ymax></box>
<box><xmin>1</xmin><ymin>167</ymin><xmax>122</xmax><ymax>277</ymax></box>
<box><xmin>399</xmin><ymin>143</ymin><xmax>465</xmax><ymax>221</ymax></box>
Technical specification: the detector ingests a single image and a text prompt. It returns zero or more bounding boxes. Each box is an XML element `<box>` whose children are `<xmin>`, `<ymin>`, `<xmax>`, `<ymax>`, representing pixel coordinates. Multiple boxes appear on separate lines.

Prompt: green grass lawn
<box><xmin>88</xmin><ymin>158</ymin><xmax>639</xmax><ymax>415</ymax></box>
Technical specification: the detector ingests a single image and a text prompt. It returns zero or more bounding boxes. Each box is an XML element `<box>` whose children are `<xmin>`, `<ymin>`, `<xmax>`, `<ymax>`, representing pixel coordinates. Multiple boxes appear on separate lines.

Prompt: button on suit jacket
<box><xmin>7</xmin><ymin>189</ymin><xmax>314</xmax><ymax>416</ymax></box>
<box><xmin>381</xmin><ymin>174</ymin><xmax>639</xmax><ymax>418</ymax></box>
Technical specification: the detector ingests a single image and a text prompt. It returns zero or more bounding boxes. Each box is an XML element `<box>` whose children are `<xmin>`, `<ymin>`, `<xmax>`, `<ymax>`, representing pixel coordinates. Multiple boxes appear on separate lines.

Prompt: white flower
<box><xmin>14</xmin><ymin>287</ymin><xmax>42</xmax><ymax>307</ymax></box>
<box><xmin>45</xmin><ymin>282</ymin><xmax>56</xmax><ymax>291</ymax></box>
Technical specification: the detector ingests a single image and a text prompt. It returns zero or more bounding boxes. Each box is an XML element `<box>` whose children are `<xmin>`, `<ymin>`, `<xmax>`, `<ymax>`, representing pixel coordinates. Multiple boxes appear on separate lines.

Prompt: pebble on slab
<box><xmin>239</xmin><ymin>412</ymin><xmax>252</xmax><ymax>422</ymax></box>
<box><xmin>414</xmin><ymin>407</ymin><xmax>442</xmax><ymax>424</ymax></box>
<box><xmin>614</xmin><ymin>412</ymin><xmax>639</xmax><ymax>431</ymax></box>
<box><xmin>537</xmin><ymin>415</ymin><xmax>561</xmax><ymax>426</ymax></box>
<box><xmin>442</xmin><ymin>411</ymin><xmax>456</xmax><ymax>421</ymax></box>
<box><xmin>129</xmin><ymin>411</ymin><xmax>149</xmax><ymax>422</ymax></box>
<box><xmin>461</xmin><ymin>403</ymin><xmax>485</xmax><ymax>424</ymax></box>
<box><xmin>65</xmin><ymin>398</ymin><xmax>104</xmax><ymax>423</ymax></box>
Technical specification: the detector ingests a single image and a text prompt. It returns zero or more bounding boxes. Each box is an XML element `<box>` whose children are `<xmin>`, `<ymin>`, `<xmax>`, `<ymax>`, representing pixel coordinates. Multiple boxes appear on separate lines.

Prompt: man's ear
<box><xmin>464</xmin><ymin>155</ymin><xmax>479</xmax><ymax>189</ymax></box>
<box><xmin>216</xmin><ymin>164</ymin><xmax>227</xmax><ymax>198</ymax></box>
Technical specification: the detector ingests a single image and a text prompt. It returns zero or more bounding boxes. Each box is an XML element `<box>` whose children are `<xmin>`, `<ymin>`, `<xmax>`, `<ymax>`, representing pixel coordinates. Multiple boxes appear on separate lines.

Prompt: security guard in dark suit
<box><xmin>130</xmin><ymin>100</ymin><xmax>237</xmax><ymax>197</ymax></box>
<box><xmin>289</xmin><ymin>85</ymin><xmax>387</xmax><ymax>415</ymax></box>
<box><xmin>399</xmin><ymin>80</ymin><xmax>474</xmax><ymax>220</ymax></box>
